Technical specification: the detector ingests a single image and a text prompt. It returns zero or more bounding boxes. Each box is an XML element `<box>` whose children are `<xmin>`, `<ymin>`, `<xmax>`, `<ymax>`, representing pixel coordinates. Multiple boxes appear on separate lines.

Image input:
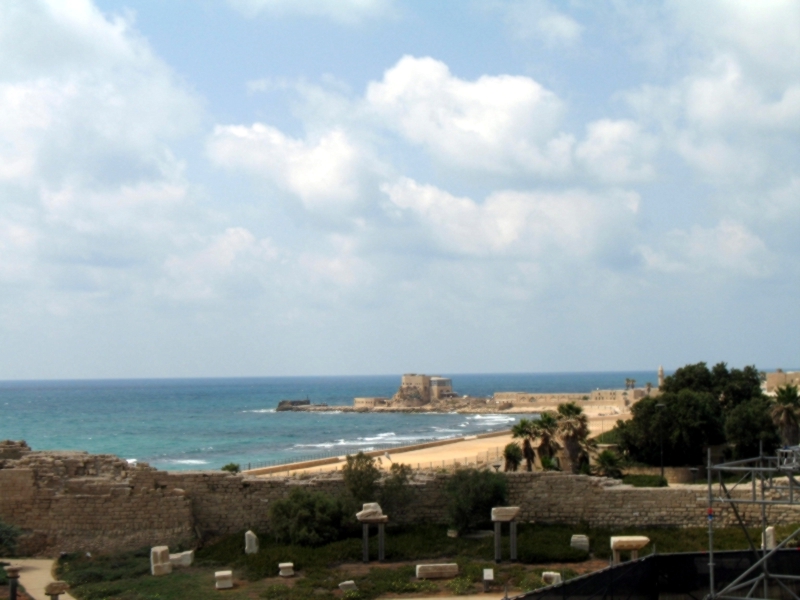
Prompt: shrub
<box><xmin>540</xmin><ymin>456</ymin><xmax>560</xmax><ymax>471</ymax></box>
<box><xmin>622</xmin><ymin>474</ymin><xmax>667</xmax><ymax>487</ymax></box>
<box><xmin>343</xmin><ymin>452</ymin><xmax>381</xmax><ymax>504</ymax></box>
<box><xmin>0</xmin><ymin>520</ymin><xmax>20</xmax><ymax>556</ymax></box>
<box><xmin>447</xmin><ymin>576</ymin><xmax>475</xmax><ymax>595</ymax></box>
<box><xmin>379</xmin><ymin>463</ymin><xmax>413</xmax><ymax>516</ymax></box>
<box><xmin>445</xmin><ymin>468</ymin><xmax>507</xmax><ymax>534</ymax></box>
<box><xmin>221</xmin><ymin>462</ymin><xmax>241</xmax><ymax>474</ymax></box>
<box><xmin>268</xmin><ymin>487</ymin><xmax>346</xmax><ymax>546</ymax></box>
<box><xmin>503</xmin><ymin>443</ymin><xmax>523</xmax><ymax>472</ymax></box>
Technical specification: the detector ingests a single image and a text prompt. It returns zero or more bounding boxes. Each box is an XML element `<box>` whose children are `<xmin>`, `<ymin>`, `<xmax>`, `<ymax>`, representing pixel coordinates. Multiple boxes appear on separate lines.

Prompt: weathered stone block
<box><xmin>570</xmin><ymin>534</ymin><xmax>590</xmax><ymax>552</ymax></box>
<box><xmin>215</xmin><ymin>570</ymin><xmax>233</xmax><ymax>589</ymax></box>
<box><xmin>416</xmin><ymin>563</ymin><xmax>458</xmax><ymax>579</ymax></box>
<box><xmin>491</xmin><ymin>506</ymin><xmax>520</xmax><ymax>522</ymax></box>
<box><xmin>279</xmin><ymin>562</ymin><xmax>294</xmax><ymax>577</ymax></box>
<box><xmin>169</xmin><ymin>550</ymin><xmax>194</xmax><ymax>567</ymax></box>
<box><xmin>44</xmin><ymin>581</ymin><xmax>70</xmax><ymax>595</ymax></box>
<box><xmin>150</xmin><ymin>546</ymin><xmax>172</xmax><ymax>576</ymax></box>
<box><xmin>339</xmin><ymin>580</ymin><xmax>358</xmax><ymax>591</ymax></box>
<box><xmin>245</xmin><ymin>530</ymin><xmax>258</xmax><ymax>554</ymax></box>
<box><xmin>356</xmin><ymin>502</ymin><xmax>388</xmax><ymax>523</ymax></box>
<box><xmin>542</xmin><ymin>571</ymin><xmax>562</xmax><ymax>585</ymax></box>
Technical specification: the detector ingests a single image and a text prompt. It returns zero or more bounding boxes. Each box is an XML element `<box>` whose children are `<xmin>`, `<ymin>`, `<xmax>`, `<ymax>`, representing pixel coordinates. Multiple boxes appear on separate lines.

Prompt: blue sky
<box><xmin>0</xmin><ymin>0</ymin><xmax>798</xmax><ymax>379</ymax></box>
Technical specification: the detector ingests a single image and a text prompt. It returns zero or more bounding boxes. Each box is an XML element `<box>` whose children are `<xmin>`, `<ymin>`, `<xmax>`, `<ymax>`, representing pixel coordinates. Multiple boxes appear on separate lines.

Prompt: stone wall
<box><xmin>3</xmin><ymin>443</ymin><xmax>800</xmax><ymax>556</ymax></box>
<box><xmin>0</xmin><ymin>449</ymin><xmax>194</xmax><ymax>555</ymax></box>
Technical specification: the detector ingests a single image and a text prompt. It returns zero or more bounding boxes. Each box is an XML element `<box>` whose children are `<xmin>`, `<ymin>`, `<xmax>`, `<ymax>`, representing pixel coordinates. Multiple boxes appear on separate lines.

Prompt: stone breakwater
<box><xmin>3</xmin><ymin>441</ymin><xmax>800</xmax><ymax>556</ymax></box>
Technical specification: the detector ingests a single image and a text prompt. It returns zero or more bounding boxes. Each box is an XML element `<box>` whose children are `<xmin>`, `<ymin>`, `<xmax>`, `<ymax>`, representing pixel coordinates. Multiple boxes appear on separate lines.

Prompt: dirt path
<box><xmin>0</xmin><ymin>558</ymin><xmax>76</xmax><ymax>600</ymax></box>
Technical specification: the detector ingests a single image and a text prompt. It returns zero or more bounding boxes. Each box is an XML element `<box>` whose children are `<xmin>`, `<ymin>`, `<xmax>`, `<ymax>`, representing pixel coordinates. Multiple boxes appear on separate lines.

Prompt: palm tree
<box><xmin>556</xmin><ymin>402</ymin><xmax>590</xmax><ymax>473</ymax></box>
<box><xmin>772</xmin><ymin>385</ymin><xmax>800</xmax><ymax>447</ymax></box>
<box><xmin>511</xmin><ymin>419</ymin><xmax>537</xmax><ymax>471</ymax></box>
<box><xmin>533</xmin><ymin>412</ymin><xmax>560</xmax><ymax>462</ymax></box>
<box><xmin>503</xmin><ymin>442</ymin><xmax>523</xmax><ymax>472</ymax></box>
<box><xmin>593</xmin><ymin>449</ymin><xmax>623</xmax><ymax>478</ymax></box>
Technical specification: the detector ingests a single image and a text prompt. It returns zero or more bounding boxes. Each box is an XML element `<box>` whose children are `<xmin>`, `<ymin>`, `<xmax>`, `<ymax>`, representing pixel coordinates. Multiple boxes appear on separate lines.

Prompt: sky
<box><xmin>0</xmin><ymin>0</ymin><xmax>798</xmax><ymax>380</ymax></box>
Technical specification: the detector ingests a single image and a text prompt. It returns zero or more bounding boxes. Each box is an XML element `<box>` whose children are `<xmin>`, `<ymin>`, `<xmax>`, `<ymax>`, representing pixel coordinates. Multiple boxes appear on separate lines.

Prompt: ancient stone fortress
<box><xmin>3</xmin><ymin>439</ymin><xmax>800</xmax><ymax>557</ymax></box>
<box><xmin>354</xmin><ymin>370</ymin><xmax>665</xmax><ymax>413</ymax></box>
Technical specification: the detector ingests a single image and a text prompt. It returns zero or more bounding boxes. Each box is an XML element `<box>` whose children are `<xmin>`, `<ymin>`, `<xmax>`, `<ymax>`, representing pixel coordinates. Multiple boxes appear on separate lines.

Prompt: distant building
<box><xmin>765</xmin><ymin>371</ymin><xmax>800</xmax><ymax>393</ymax></box>
<box><xmin>430</xmin><ymin>377</ymin><xmax>454</xmax><ymax>400</ymax></box>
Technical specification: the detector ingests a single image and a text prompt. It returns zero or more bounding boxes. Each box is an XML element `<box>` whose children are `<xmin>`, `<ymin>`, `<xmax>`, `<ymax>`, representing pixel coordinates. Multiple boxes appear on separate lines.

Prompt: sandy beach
<box><xmin>248</xmin><ymin>413</ymin><xmax>627</xmax><ymax>476</ymax></box>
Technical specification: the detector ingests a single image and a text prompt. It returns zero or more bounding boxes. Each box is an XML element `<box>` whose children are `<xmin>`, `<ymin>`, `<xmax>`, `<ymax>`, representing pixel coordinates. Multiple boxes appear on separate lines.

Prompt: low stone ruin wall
<box><xmin>3</xmin><ymin>442</ymin><xmax>800</xmax><ymax>556</ymax></box>
<box><xmin>0</xmin><ymin>449</ymin><xmax>195</xmax><ymax>555</ymax></box>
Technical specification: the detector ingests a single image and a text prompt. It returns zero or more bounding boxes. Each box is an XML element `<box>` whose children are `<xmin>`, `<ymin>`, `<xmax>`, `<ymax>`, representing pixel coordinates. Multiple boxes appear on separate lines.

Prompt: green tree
<box><xmin>772</xmin><ymin>385</ymin><xmax>800</xmax><ymax>446</ymax></box>
<box><xmin>533</xmin><ymin>412</ymin><xmax>560</xmax><ymax>460</ymax></box>
<box><xmin>268</xmin><ymin>488</ymin><xmax>346</xmax><ymax>546</ymax></box>
<box><xmin>503</xmin><ymin>442</ymin><xmax>523</xmax><ymax>472</ymax></box>
<box><xmin>221</xmin><ymin>462</ymin><xmax>240</xmax><ymax>474</ymax></box>
<box><xmin>617</xmin><ymin>390</ymin><xmax>725</xmax><ymax>466</ymax></box>
<box><xmin>662</xmin><ymin>362</ymin><xmax>761</xmax><ymax>413</ymax></box>
<box><xmin>342</xmin><ymin>452</ymin><xmax>381</xmax><ymax>504</ymax></box>
<box><xmin>445</xmin><ymin>468</ymin><xmax>507</xmax><ymax>534</ymax></box>
<box><xmin>661</xmin><ymin>362</ymin><xmax>715</xmax><ymax>395</ymax></box>
<box><xmin>725</xmin><ymin>397</ymin><xmax>780</xmax><ymax>459</ymax></box>
<box><xmin>556</xmin><ymin>402</ymin><xmax>591</xmax><ymax>473</ymax></box>
<box><xmin>511</xmin><ymin>419</ymin><xmax>536</xmax><ymax>471</ymax></box>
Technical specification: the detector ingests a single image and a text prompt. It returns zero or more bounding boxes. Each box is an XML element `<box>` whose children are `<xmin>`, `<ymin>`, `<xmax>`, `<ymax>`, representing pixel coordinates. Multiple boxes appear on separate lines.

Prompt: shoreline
<box><xmin>244</xmin><ymin>413</ymin><xmax>627</xmax><ymax>476</ymax></box>
<box><xmin>278</xmin><ymin>403</ymin><xmax>629</xmax><ymax>415</ymax></box>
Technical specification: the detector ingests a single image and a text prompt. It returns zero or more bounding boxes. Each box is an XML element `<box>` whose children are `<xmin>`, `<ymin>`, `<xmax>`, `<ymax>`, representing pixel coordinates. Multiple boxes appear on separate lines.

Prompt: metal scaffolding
<box><xmin>707</xmin><ymin>445</ymin><xmax>800</xmax><ymax>600</ymax></box>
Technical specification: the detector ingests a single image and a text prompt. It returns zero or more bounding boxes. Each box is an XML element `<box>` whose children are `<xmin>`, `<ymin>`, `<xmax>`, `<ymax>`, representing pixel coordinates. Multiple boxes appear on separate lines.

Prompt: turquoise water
<box><xmin>0</xmin><ymin>371</ymin><xmax>656</xmax><ymax>470</ymax></box>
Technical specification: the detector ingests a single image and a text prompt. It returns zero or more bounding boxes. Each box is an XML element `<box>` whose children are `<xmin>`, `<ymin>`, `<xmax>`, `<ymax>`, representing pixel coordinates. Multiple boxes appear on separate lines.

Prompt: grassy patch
<box><xmin>56</xmin><ymin>523</ymin><xmax>799</xmax><ymax>600</ymax></box>
<box><xmin>622</xmin><ymin>474</ymin><xmax>668</xmax><ymax>487</ymax></box>
<box><xmin>594</xmin><ymin>429</ymin><xmax>621</xmax><ymax>444</ymax></box>
<box><xmin>0</xmin><ymin>561</ymin><xmax>7</xmax><ymax>585</ymax></box>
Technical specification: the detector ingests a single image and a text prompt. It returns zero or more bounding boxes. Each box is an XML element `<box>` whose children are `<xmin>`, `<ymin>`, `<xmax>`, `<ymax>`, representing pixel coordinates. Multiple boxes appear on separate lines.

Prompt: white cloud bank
<box><xmin>207</xmin><ymin>125</ymin><xmax>364</xmax><ymax>211</ymax></box>
<box><xmin>366</xmin><ymin>56</ymin><xmax>573</xmax><ymax>175</ymax></box>
<box><xmin>2</xmin><ymin>0</ymin><xmax>799</xmax><ymax>378</ymax></box>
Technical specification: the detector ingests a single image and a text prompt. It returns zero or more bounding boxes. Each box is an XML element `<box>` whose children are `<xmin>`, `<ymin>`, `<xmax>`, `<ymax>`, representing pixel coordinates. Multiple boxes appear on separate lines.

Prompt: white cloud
<box><xmin>639</xmin><ymin>220</ymin><xmax>773</xmax><ymax>277</ymax></box>
<box><xmin>207</xmin><ymin>124</ymin><xmax>365</xmax><ymax>211</ymax></box>
<box><xmin>502</xmin><ymin>1</ymin><xmax>583</xmax><ymax>47</ymax></box>
<box><xmin>621</xmin><ymin>2</ymin><xmax>800</xmax><ymax>187</ymax></box>
<box><xmin>226</xmin><ymin>0</ymin><xmax>394</xmax><ymax>23</ymax></box>
<box><xmin>160</xmin><ymin>227</ymin><xmax>279</xmax><ymax>301</ymax></box>
<box><xmin>0</xmin><ymin>1</ymin><xmax>200</xmax><ymax>189</ymax></box>
<box><xmin>0</xmin><ymin>0</ymin><xmax>202</xmax><ymax>310</ymax></box>
<box><xmin>380</xmin><ymin>177</ymin><xmax>639</xmax><ymax>261</ymax></box>
<box><xmin>576</xmin><ymin>119</ymin><xmax>657</xmax><ymax>183</ymax></box>
<box><xmin>366</xmin><ymin>56</ymin><xmax>573</xmax><ymax>175</ymax></box>
<box><xmin>0</xmin><ymin>220</ymin><xmax>38</xmax><ymax>282</ymax></box>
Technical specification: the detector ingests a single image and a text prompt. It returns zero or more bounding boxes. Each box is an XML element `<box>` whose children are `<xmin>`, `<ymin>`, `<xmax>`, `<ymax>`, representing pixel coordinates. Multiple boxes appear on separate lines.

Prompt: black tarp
<box><xmin>514</xmin><ymin>549</ymin><xmax>800</xmax><ymax>600</ymax></box>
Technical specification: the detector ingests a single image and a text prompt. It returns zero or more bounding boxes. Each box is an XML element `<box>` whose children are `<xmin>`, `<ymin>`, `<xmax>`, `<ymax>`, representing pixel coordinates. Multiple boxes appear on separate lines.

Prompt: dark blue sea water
<box><xmin>0</xmin><ymin>371</ymin><xmax>656</xmax><ymax>471</ymax></box>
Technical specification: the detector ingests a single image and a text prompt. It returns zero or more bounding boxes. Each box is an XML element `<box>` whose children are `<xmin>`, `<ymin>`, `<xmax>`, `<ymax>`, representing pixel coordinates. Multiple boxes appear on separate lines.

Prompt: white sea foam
<box><xmin>293</xmin><ymin>432</ymin><xmax>434</xmax><ymax>449</ymax></box>
<box><xmin>242</xmin><ymin>409</ymin><xmax>275</xmax><ymax>413</ymax></box>
<box><xmin>126</xmin><ymin>458</ymin><xmax>137</xmax><ymax>464</ymax></box>
<box><xmin>168</xmin><ymin>459</ymin><xmax>209</xmax><ymax>465</ymax></box>
<box><xmin>469</xmin><ymin>414</ymin><xmax>516</xmax><ymax>423</ymax></box>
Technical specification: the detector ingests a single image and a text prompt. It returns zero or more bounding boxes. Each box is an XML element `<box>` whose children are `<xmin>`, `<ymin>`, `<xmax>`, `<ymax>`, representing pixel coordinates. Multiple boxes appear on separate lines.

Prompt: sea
<box><xmin>0</xmin><ymin>371</ymin><xmax>657</xmax><ymax>471</ymax></box>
